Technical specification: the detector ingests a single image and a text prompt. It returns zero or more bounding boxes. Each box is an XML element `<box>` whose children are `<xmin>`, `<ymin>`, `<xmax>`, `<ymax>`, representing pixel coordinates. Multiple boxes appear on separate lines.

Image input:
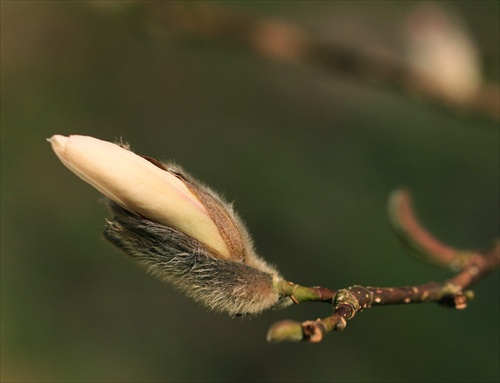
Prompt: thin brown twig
<box><xmin>267</xmin><ymin>191</ymin><xmax>499</xmax><ymax>343</ymax></box>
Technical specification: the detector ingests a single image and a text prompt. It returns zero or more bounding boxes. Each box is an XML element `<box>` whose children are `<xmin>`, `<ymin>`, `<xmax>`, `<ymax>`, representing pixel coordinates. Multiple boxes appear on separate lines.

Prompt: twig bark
<box><xmin>267</xmin><ymin>191</ymin><xmax>499</xmax><ymax>343</ymax></box>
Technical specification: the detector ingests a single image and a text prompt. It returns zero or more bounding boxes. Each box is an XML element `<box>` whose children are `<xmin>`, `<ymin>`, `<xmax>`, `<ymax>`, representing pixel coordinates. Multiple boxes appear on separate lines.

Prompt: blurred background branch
<box><xmin>137</xmin><ymin>1</ymin><xmax>500</xmax><ymax>121</ymax></box>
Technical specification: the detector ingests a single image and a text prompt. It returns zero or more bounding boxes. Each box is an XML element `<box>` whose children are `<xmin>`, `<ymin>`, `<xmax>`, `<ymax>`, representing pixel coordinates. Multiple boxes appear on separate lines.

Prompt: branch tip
<box><xmin>266</xmin><ymin>320</ymin><xmax>304</xmax><ymax>343</ymax></box>
<box><xmin>302</xmin><ymin>320</ymin><xmax>326</xmax><ymax>343</ymax></box>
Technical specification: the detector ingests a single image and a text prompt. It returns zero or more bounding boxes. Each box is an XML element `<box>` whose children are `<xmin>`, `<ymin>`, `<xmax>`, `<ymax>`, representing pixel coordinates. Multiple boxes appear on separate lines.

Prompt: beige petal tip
<box><xmin>47</xmin><ymin>135</ymin><xmax>69</xmax><ymax>155</ymax></box>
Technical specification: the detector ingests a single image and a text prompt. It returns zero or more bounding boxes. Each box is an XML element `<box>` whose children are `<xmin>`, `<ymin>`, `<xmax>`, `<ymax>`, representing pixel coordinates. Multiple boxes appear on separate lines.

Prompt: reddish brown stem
<box><xmin>268</xmin><ymin>189</ymin><xmax>499</xmax><ymax>343</ymax></box>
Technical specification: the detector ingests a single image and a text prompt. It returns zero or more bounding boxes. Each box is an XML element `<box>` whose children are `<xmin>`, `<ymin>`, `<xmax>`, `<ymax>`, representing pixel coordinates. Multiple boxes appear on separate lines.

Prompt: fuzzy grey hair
<box><xmin>102</xmin><ymin>163</ymin><xmax>291</xmax><ymax>316</ymax></box>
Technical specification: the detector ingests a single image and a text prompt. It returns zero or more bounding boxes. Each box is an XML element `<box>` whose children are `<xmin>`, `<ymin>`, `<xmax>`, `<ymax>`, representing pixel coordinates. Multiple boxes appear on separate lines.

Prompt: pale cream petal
<box><xmin>49</xmin><ymin>135</ymin><xmax>230</xmax><ymax>258</ymax></box>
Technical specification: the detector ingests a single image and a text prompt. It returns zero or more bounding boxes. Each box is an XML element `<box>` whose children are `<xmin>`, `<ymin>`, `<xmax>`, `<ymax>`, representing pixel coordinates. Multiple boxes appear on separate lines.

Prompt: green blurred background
<box><xmin>1</xmin><ymin>1</ymin><xmax>499</xmax><ymax>382</ymax></box>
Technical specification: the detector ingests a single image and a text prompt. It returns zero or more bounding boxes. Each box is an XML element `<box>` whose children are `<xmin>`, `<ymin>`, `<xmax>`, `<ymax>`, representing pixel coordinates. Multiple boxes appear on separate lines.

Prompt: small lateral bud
<box><xmin>49</xmin><ymin>134</ymin><xmax>289</xmax><ymax>315</ymax></box>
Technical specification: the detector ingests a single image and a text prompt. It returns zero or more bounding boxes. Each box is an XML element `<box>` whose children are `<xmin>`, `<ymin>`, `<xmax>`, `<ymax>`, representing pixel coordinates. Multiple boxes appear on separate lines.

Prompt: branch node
<box><xmin>441</xmin><ymin>282</ymin><xmax>464</xmax><ymax>296</ymax></box>
<box><xmin>438</xmin><ymin>282</ymin><xmax>473</xmax><ymax>309</ymax></box>
<box><xmin>333</xmin><ymin>289</ymin><xmax>360</xmax><ymax>319</ymax></box>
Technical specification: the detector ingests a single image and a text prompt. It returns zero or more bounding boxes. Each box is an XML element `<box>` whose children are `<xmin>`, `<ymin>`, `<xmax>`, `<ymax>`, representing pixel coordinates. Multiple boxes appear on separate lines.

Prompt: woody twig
<box><xmin>267</xmin><ymin>190</ymin><xmax>499</xmax><ymax>343</ymax></box>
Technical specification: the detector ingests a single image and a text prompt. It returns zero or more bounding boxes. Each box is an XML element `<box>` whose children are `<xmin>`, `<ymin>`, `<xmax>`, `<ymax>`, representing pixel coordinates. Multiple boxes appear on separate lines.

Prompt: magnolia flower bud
<box><xmin>49</xmin><ymin>134</ymin><xmax>230</xmax><ymax>257</ymax></box>
<box><xmin>49</xmin><ymin>135</ymin><xmax>290</xmax><ymax>315</ymax></box>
